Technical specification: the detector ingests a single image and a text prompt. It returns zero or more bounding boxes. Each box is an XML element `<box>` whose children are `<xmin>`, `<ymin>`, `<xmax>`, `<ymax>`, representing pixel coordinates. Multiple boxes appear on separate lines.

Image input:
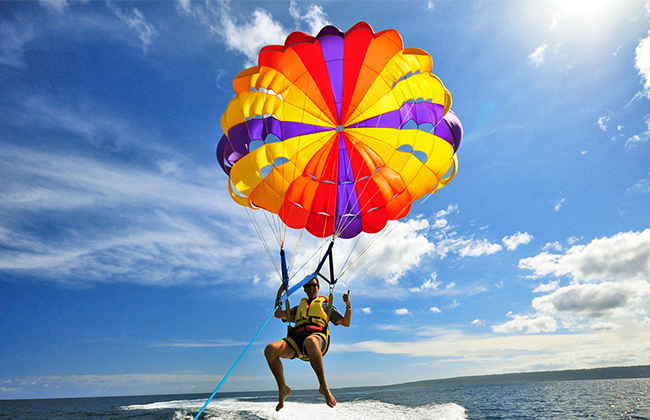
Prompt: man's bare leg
<box><xmin>304</xmin><ymin>336</ymin><xmax>337</xmax><ymax>408</ymax></box>
<box><xmin>264</xmin><ymin>340</ymin><xmax>295</xmax><ymax>411</ymax></box>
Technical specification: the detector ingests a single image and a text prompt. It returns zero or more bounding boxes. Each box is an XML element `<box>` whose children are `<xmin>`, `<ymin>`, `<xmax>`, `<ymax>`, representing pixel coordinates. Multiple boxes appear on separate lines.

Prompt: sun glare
<box><xmin>559</xmin><ymin>0</ymin><xmax>617</xmax><ymax>18</ymax></box>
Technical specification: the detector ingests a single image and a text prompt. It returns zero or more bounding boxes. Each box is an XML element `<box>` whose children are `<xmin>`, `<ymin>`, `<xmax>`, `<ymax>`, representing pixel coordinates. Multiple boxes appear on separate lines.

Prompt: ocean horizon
<box><xmin>1</xmin><ymin>377</ymin><xmax>648</xmax><ymax>419</ymax></box>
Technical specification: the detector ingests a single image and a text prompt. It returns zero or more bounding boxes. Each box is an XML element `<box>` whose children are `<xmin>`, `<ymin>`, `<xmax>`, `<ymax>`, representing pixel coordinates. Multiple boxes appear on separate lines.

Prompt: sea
<box><xmin>1</xmin><ymin>378</ymin><xmax>649</xmax><ymax>420</ymax></box>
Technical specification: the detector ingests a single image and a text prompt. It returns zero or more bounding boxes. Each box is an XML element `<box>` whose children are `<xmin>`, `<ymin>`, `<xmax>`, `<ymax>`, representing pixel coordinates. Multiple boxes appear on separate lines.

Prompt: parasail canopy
<box><xmin>217</xmin><ymin>22</ymin><xmax>462</xmax><ymax>241</ymax></box>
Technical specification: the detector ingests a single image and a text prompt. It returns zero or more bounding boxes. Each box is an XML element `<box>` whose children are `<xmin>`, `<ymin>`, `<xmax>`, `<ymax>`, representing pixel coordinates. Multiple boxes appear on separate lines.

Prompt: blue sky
<box><xmin>1</xmin><ymin>0</ymin><xmax>650</xmax><ymax>400</ymax></box>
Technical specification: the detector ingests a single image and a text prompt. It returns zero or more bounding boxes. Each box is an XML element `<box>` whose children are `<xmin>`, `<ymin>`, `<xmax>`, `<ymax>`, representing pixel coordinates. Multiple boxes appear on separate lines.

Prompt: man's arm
<box><xmin>337</xmin><ymin>290</ymin><xmax>352</xmax><ymax>327</ymax></box>
<box><xmin>274</xmin><ymin>283</ymin><xmax>288</xmax><ymax>320</ymax></box>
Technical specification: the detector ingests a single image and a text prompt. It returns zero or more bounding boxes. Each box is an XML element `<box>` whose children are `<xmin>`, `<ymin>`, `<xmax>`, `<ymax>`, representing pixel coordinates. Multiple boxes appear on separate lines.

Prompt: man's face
<box><xmin>303</xmin><ymin>280</ymin><xmax>319</xmax><ymax>299</ymax></box>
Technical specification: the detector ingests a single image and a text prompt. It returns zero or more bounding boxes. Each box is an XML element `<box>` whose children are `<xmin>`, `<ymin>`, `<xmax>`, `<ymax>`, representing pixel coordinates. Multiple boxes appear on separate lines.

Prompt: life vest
<box><xmin>285</xmin><ymin>295</ymin><xmax>331</xmax><ymax>361</ymax></box>
<box><xmin>293</xmin><ymin>295</ymin><xmax>330</xmax><ymax>330</ymax></box>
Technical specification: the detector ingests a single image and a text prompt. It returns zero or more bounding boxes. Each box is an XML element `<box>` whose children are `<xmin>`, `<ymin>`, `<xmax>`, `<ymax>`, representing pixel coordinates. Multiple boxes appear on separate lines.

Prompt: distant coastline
<box><xmin>382</xmin><ymin>365</ymin><xmax>650</xmax><ymax>389</ymax></box>
<box><xmin>3</xmin><ymin>365</ymin><xmax>649</xmax><ymax>401</ymax></box>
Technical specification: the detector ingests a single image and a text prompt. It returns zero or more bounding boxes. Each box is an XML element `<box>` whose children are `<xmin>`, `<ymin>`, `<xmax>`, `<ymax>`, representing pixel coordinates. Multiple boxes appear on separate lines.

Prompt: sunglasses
<box><xmin>303</xmin><ymin>283</ymin><xmax>319</xmax><ymax>289</ymax></box>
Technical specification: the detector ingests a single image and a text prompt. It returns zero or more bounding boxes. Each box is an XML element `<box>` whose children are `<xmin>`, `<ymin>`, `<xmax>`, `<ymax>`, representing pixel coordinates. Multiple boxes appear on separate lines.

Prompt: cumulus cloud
<box><xmin>567</xmin><ymin>236</ymin><xmax>580</xmax><ymax>245</ymax></box>
<box><xmin>532</xmin><ymin>280</ymin><xmax>650</xmax><ymax>318</ymax></box>
<box><xmin>502</xmin><ymin>231</ymin><xmax>533</xmax><ymax>250</ymax></box>
<box><xmin>219</xmin><ymin>8</ymin><xmax>287</xmax><ymax>66</ymax></box>
<box><xmin>533</xmin><ymin>280</ymin><xmax>560</xmax><ymax>293</ymax></box>
<box><xmin>395</xmin><ymin>308</ymin><xmax>410</xmax><ymax>315</ymax></box>
<box><xmin>335</xmin><ymin>218</ymin><xmax>436</xmax><ymax>286</ymax></box>
<box><xmin>274</xmin><ymin>218</ymin><xmax>436</xmax><ymax>297</ymax></box>
<box><xmin>529</xmin><ymin>41</ymin><xmax>548</xmax><ymax>67</ymax></box>
<box><xmin>543</xmin><ymin>241</ymin><xmax>563</xmax><ymax>251</ymax></box>
<box><xmin>590</xmin><ymin>321</ymin><xmax>620</xmax><ymax>331</ymax></box>
<box><xmin>519</xmin><ymin>229</ymin><xmax>650</xmax><ymax>282</ymax></box>
<box><xmin>430</xmin><ymin>307</ymin><xmax>442</xmax><ymax>313</ymax></box>
<box><xmin>505</xmin><ymin>230</ymin><xmax>650</xmax><ymax>335</ymax></box>
<box><xmin>360</xmin><ymin>307</ymin><xmax>372</xmax><ymax>315</ymax></box>
<box><xmin>492</xmin><ymin>312</ymin><xmax>558</xmax><ymax>334</ymax></box>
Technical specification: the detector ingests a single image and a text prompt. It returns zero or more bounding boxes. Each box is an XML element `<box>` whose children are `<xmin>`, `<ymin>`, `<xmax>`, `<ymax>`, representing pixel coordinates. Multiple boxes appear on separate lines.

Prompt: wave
<box><xmin>122</xmin><ymin>398</ymin><xmax>467</xmax><ymax>420</ymax></box>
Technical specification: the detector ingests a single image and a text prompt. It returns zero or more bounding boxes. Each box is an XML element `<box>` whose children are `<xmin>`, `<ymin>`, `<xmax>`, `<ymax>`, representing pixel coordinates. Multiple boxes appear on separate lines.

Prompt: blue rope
<box><xmin>193</xmin><ymin>307</ymin><xmax>278</xmax><ymax>420</ymax></box>
<box><xmin>192</xmin><ymin>259</ymin><xmax>328</xmax><ymax>419</ymax></box>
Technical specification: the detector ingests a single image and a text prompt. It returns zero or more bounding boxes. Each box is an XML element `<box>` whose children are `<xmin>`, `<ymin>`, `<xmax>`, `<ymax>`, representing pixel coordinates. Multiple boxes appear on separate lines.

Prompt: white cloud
<box><xmin>590</xmin><ymin>321</ymin><xmax>620</xmax><ymax>331</ymax></box>
<box><xmin>519</xmin><ymin>229</ymin><xmax>650</xmax><ymax>282</ymax></box>
<box><xmin>502</xmin><ymin>231</ymin><xmax>650</xmax><ymax>337</ymax></box>
<box><xmin>457</xmin><ymin>238</ymin><xmax>503</xmax><ymax>257</ymax></box>
<box><xmin>331</xmin><ymin>218</ymin><xmax>436</xmax><ymax>286</ymax></box>
<box><xmin>492</xmin><ymin>312</ymin><xmax>558</xmax><ymax>334</ymax></box>
<box><xmin>435</xmin><ymin>203</ymin><xmax>458</xmax><ymax>219</ymax></box>
<box><xmin>430</xmin><ymin>307</ymin><xmax>442</xmax><ymax>313</ymax></box>
<box><xmin>432</xmin><ymin>218</ymin><xmax>448</xmax><ymax>229</ymax></box>
<box><xmin>533</xmin><ymin>280</ymin><xmax>560</xmax><ymax>293</ymax></box>
<box><xmin>554</xmin><ymin>198</ymin><xmax>565</xmax><ymax>211</ymax></box>
<box><xmin>532</xmin><ymin>281</ymin><xmax>650</xmax><ymax>318</ymax></box>
<box><xmin>543</xmin><ymin>241</ymin><xmax>563</xmax><ymax>251</ymax></box>
<box><xmin>549</xmin><ymin>10</ymin><xmax>563</xmax><ymax>30</ymax></box>
<box><xmin>625</xmin><ymin>115</ymin><xmax>650</xmax><ymax>148</ymax></box>
<box><xmin>409</xmin><ymin>273</ymin><xmax>441</xmax><ymax>292</ymax></box>
<box><xmin>0</xmin><ymin>19</ymin><xmax>38</xmax><ymax>68</ymax></box>
<box><xmin>502</xmin><ymin>231</ymin><xmax>533</xmax><ymax>250</ymax></box>
<box><xmin>0</xmin><ymin>140</ymin><xmax>256</xmax><ymax>287</ymax></box>
<box><xmin>424</xmin><ymin>203</ymin><xmax>506</xmax><ymax>260</ymax></box>
<box><xmin>337</xmin><ymin>326</ymin><xmax>650</xmax><ymax>373</ymax></box>
<box><xmin>1</xmin><ymin>372</ymin><xmax>230</xmax><ymax>399</ymax></box>
<box><xmin>177</xmin><ymin>1</ymin><xmax>288</xmax><ymax>67</ymax></box>
<box><xmin>219</xmin><ymin>8</ymin><xmax>287</xmax><ymax>66</ymax></box>
<box><xmin>428</xmin><ymin>1</ymin><xmax>435</xmax><ymax>11</ymax></box>
<box><xmin>270</xmin><ymin>218</ymin><xmax>437</xmax><ymax>298</ymax></box>
<box><xmin>395</xmin><ymin>308</ymin><xmax>410</xmax><ymax>315</ymax></box>
<box><xmin>107</xmin><ymin>4</ymin><xmax>157</xmax><ymax>52</ymax></box>
<box><xmin>360</xmin><ymin>307</ymin><xmax>372</xmax><ymax>315</ymax></box>
<box><xmin>289</xmin><ymin>1</ymin><xmax>331</xmax><ymax>35</ymax></box>
<box><xmin>567</xmin><ymin>236</ymin><xmax>580</xmax><ymax>245</ymax></box>
<box><xmin>635</xmin><ymin>5</ymin><xmax>650</xmax><ymax>99</ymax></box>
<box><xmin>471</xmin><ymin>319</ymin><xmax>485</xmax><ymax>327</ymax></box>
<box><xmin>597</xmin><ymin>115</ymin><xmax>610</xmax><ymax>131</ymax></box>
<box><xmin>39</xmin><ymin>0</ymin><xmax>70</xmax><ymax>11</ymax></box>
<box><xmin>529</xmin><ymin>41</ymin><xmax>548</xmax><ymax>67</ymax></box>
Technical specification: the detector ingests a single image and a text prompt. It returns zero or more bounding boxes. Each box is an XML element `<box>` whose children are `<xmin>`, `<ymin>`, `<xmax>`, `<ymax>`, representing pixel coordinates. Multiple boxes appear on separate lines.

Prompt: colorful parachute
<box><xmin>217</xmin><ymin>22</ymin><xmax>462</xmax><ymax>240</ymax></box>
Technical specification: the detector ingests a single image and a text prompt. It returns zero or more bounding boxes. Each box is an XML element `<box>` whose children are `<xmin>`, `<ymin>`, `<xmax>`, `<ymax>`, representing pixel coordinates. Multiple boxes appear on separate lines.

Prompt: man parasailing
<box><xmin>264</xmin><ymin>278</ymin><xmax>351</xmax><ymax>411</ymax></box>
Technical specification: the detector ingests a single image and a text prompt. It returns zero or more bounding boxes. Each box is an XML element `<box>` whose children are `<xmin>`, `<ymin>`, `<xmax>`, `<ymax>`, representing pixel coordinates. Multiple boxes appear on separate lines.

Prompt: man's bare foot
<box><xmin>275</xmin><ymin>385</ymin><xmax>292</xmax><ymax>411</ymax></box>
<box><xmin>319</xmin><ymin>386</ymin><xmax>337</xmax><ymax>408</ymax></box>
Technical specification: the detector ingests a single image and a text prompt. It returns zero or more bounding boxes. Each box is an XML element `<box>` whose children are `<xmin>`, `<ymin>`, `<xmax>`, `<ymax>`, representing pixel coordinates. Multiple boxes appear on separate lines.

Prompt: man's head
<box><xmin>303</xmin><ymin>278</ymin><xmax>319</xmax><ymax>300</ymax></box>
